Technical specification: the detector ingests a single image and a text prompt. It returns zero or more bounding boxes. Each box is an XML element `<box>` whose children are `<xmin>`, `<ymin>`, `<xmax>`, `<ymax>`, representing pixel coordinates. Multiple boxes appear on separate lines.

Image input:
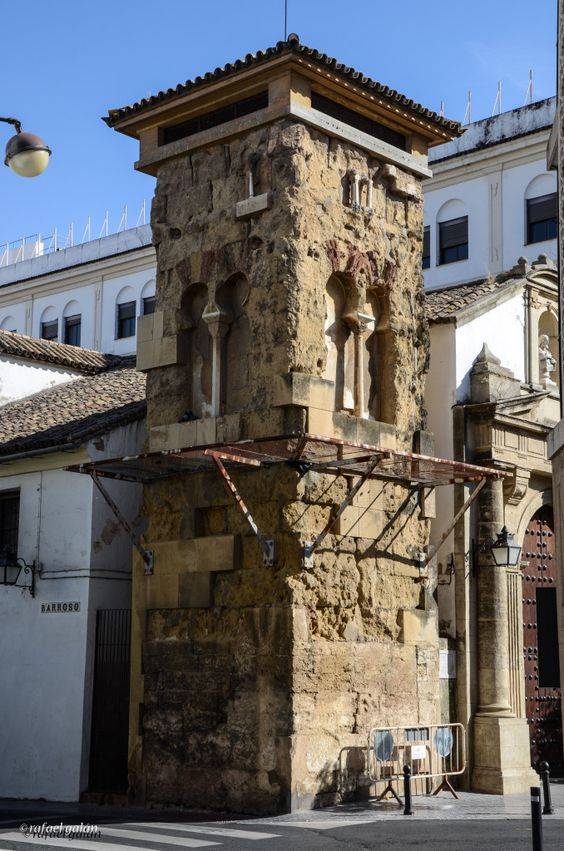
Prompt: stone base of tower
<box><xmin>471</xmin><ymin>714</ymin><xmax>537</xmax><ymax>794</ymax></box>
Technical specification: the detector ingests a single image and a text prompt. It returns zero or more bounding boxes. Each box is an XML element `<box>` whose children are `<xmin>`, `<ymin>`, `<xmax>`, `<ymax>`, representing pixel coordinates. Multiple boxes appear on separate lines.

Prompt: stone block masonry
<box><xmin>106</xmin><ymin>36</ymin><xmax>462</xmax><ymax>814</ymax></box>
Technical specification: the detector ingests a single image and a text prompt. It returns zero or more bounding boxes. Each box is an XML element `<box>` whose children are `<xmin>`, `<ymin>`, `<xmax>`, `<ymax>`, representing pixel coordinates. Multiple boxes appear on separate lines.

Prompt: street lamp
<box><xmin>1</xmin><ymin>117</ymin><xmax>51</xmax><ymax>177</ymax></box>
<box><xmin>489</xmin><ymin>526</ymin><xmax>522</xmax><ymax>567</ymax></box>
<box><xmin>0</xmin><ymin>554</ymin><xmax>38</xmax><ymax>596</ymax></box>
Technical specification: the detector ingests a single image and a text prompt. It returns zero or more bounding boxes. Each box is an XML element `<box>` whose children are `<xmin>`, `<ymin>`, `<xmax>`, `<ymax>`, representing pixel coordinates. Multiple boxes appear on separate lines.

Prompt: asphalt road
<box><xmin>0</xmin><ymin>815</ymin><xmax>563</xmax><ymax>850</ymax></box>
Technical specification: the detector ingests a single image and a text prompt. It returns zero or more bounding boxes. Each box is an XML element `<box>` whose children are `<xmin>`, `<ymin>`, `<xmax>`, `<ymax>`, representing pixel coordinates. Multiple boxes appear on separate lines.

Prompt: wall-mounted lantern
<box><xmin>0</xmin><ymin>556</ymin><xmax>39</xmax><ymax>596</ymax></box>
<box><xmin>489</xmin><ymin>526</ymin><xmax>522</xmax><ymax>567</ymax></box>
<box><xmin>1</xmin><ymin>117</ymin><xmax>51</xmax><ymax>177</ymax></box>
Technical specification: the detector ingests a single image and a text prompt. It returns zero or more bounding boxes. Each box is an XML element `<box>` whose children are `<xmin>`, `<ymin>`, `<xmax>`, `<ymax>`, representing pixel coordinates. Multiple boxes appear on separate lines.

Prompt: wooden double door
<box><xmin>522</xmin><ymin>506</ymin><xmax>563</xmax><ymax>770</ymax></box>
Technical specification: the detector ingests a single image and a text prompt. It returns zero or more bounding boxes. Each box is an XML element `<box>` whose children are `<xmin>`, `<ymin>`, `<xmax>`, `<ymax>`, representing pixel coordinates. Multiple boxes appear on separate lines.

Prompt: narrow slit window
<box><xmin>422</xmin><ymin>226</ymin><xmax>430</xmax><ymax>269</ymax></box>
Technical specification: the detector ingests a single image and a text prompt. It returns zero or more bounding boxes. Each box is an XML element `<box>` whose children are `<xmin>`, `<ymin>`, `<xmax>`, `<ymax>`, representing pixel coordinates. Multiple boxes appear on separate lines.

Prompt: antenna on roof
<box><xmin>284</xmin><ymin>0</ymin><xmax>288</xmax><ymax>39</ymax></box>
<box><xmin>463</xmin><ymin>90</ymin><xmax>472</xmax><ymax>124</ymax></box>
<box><xmin>82</xmin><ymin>216</ymin><xmax>91</xmax><ymax>244</ymax></box>
<box><xmin>136</xmin><ymin>199</ymin><xmax>146</xmax><ymax>227</ymax></box>
<box><xmin>491</xmin><ymin>81</ymin><xmax>502</xmax><ymax>116</ymax></box>
<box><xmin>439</xmin><ymin>100</ymin><xmax>445</xmax><ymax>118</ymax></box>
<box><xmin>524</xmin><ymin>69</ymin><xmax>534</xmax><ymax>105</ymax></box>
<box><xmin>99</xmin><ymin>210</ymin><xmax>109</xmax><ymax>239</ymax></box>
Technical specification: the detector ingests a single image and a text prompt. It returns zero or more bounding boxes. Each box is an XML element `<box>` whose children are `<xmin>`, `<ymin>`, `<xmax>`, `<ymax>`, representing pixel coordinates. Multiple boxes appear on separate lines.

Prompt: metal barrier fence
<box><xmin>367</xmin><ymin>723</ymin><xmax>466</xmax><ymax>800</ymax></box>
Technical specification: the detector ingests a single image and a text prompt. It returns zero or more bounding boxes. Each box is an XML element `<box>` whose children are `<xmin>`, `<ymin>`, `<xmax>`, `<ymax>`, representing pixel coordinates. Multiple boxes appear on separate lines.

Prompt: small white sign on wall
<box><xmin>411</xmin><ymin>744</ymin><xmax>427</xmax><ymax>760</ymax></box>
<box><xmin>439</xmin><ymin>648</ymin><xmax>456</xmax><ymax>679</ymax></box>
<box><xmin>41</xmin><ymin>601</ymin><xmax>81</xmax><ymax>614</ymax></box>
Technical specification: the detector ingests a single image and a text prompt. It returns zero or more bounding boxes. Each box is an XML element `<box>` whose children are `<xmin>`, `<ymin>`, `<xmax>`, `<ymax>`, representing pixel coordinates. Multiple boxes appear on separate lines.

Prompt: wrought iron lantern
<box><xmin>489</xmin><ymin>526</ymin><xmax>521</xmax><ymax>567</ymax></box>
<box><xmin>0</xmin><ymin>555</ymin><xmax>38</xmax><ymax>596</ymax></box>
<box><xmin>1</xmin><ymin>117</ymin><xmax>51</xmax><ymax>177</ymax></box>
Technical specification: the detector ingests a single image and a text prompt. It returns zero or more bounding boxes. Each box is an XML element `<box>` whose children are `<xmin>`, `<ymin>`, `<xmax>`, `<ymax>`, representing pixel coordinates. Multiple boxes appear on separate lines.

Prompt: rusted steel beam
<box><xmin>304</xmin><ymin>456</ymin><xmax>381</xmax><ymax>561</ymax></box>
<box><xmin>208</xmin><ymin>451</ymin><xmax>274</xmax><ymax>566</ymax></box>
<box><xmin>90</xmin><ymin>473</ymin><xmax>154</xmax><ymax>574</ymax></box>
<box><xmin>424</xmin><ymin>477</ymin><xmax>488</xmax><ymax>567</ymax></box>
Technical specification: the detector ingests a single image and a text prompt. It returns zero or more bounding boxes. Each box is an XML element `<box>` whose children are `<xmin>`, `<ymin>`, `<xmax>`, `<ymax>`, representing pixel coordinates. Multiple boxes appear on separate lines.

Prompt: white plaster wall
<box><xmin>100</xmin><ymin>269</ymin><xmax>156</xmax><ymax>357</ymax></box>
<box><xmin>0</xmin><ymin>303</ymin><xmax>27</xmax><ymax>335</ymax></box>
<box><xmin>0</xmin><ymin>469</ymin><xmax>93</xmax><ymax>801</ymax></box>
<box><xmin>424</xmin><ymin>157</ymin><xmax>557</xmax><ymax>290</ymax></box>
<box><xmin>0</xmin><ymin>357</ymin><xmax>79</xmax><ymax>405</ymax></box>
<box><xmin>455</xmin><ymin>292</ymin><xmax>525</xmax><ymax>401</ymax></box>
<box><xmin>424</xmin><ymin>176</ymin><xmax>492</xmax><ymax>288</ymax></box>
<box><xmin>502</xmin><ymin>161</ymin><xmax>557</xmax><ymax>270</ymax></box>
<box><xmin>425</xmin><ymin>322</ymin><xmax>457</xmax><ymax>635</ymax></box>
<box><xmin>30</xmin><ymin>286</ymin><xmax>97</xmax><ymax>350</ymax></box>
<box><xmin>0</xmin><ymin>421</ymin><xmax>145</xmax><ymax>801</ymax></box>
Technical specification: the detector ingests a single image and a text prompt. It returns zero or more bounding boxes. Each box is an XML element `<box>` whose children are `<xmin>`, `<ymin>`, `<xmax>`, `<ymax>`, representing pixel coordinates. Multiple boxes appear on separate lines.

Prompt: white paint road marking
<box><xmin>92</xmin><ymin>826</ymin><xmax>221</xmax><ymax>847</ymax></box>
<box><xmin>0</xmin><ymin>833</ymin><xmax>151</xmax><ymax>851</ymax></box>
<box><xmin>128</xmin><ymin>823</ymin><xmax>281</xmax><ymax>840</ymax></box>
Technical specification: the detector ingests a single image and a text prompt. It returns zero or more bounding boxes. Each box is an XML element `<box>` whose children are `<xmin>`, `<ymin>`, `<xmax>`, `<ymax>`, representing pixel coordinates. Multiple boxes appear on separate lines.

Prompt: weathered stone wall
<box><xmin>132</xmin><ymin>115</ymin><xmax>438</xmax><ymax>814</ymax></box>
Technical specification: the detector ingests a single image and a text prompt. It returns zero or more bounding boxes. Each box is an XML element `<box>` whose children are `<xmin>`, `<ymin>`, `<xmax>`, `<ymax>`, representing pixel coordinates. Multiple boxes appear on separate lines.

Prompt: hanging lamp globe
<box><xmin>4</xmin><ymin>127</ymin><xmax>51</xmax><ymax>177</ymax></box>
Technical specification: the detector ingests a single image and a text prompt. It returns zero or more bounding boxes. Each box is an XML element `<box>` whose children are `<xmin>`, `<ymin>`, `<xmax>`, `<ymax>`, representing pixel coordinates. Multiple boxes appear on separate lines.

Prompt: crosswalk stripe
<box><xmin>0</xmin><ymin>833</ymin><xmax>148</xmax><ymax>851</ymax></box>
<box><xmin>128</xmin><ymin>823</ymin><xmax>281</xmax><ymax>840</ymax></box>
<box><xmin>94</xmin><ymin>827</ymin><xmax>220</xmax><ymax>847</ymax></box>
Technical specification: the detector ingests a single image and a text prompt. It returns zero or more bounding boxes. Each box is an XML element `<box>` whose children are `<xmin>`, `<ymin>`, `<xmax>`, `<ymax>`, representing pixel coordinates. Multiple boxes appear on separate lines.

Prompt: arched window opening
<box><xmin>141</xmin><ymin>279</ymin><xmax>156</xmax><ymax>316</ymax></box>
<box><xmin>436</xmin><ymin>199</ymin><xmax>468</xmax><ymax>266</ymax></box>
<box><xmin>213</xmin><ymin>273</ymin><xmax>251</xmax><ymax>415</ymax></box>
<box><xmin>63</xmin><ymin>300</ymin><xmax>81</xmax><ymax>347</ymax></box>
<box><xmin>40</xmin><ymin>306</ymin><xmax>58</xmax><ymax>341</ymax></box>
<box><xmin>0</xmin><ymin>316</ymin><xmax>17</xmax><ymax>333</ymax></box>
<box><xmin>115</xmin><ymin>286</ymin><xmax>137</xmax><ymax>340</ymax></box>
<box><xmin>181</xmin><ymin>284</ymin><xmax>212</xmax><ymax>419</ymax></box>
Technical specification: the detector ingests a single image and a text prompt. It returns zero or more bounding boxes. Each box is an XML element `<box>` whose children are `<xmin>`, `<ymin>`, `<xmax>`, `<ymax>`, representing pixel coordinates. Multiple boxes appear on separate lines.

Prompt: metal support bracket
<box><xmin>303</xmin><ymin>456</ymin><xmax>380</xmax><ymax>566</ymax></box>
<box><xmin>424</xmin><ymin>477</ymin><xmax>487</xmax><ymax>567</ymax></box>
<box><xmin>90</xmin><ymin>473</ymin><xmax>154</xmax><ymax>575</ymax></box>
<box><xmin>207</xmin><ymin>451</ymin><xmax>275</xmax><ymax>567</ymax></box>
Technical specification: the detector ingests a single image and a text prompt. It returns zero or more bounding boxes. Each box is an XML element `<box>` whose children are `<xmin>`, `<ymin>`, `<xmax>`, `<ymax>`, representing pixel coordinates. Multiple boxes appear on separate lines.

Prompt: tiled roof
<box><xmin>425</xmin><ymin>275</ymin><xmax>514</xmax><ymax>322</ymax></box>
<box><xmin>104</xmin><ymin>33</ymin><xmax>461</xmax><ymax>137</ymax></box>
<box><xmin>0</xmin><ymin>361</ymin><xmax>146</xmax><ymax>458</ymax></box>
<box><xmin>0</xmin><ymin>329</ymin><xmax>117</xmax><ymax>374</ymax></box>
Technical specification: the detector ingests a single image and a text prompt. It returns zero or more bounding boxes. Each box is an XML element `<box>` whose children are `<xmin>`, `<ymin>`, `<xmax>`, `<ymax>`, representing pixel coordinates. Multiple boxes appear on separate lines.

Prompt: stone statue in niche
<box><xmin>539</xmin><ymin>334</ymin><xmax>557</xmax><ymax>388</ymax></box>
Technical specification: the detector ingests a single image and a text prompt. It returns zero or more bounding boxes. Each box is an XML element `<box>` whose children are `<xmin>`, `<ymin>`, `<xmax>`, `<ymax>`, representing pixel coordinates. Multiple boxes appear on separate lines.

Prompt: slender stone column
<box><xmin>472</xmin><ymin>476</ymin><xmax>537</xmax><ymax>794</ymax></box>
<box><xmin>202</xmin><ymin>303</ymin><xmax>231</xmax><ymax>417</ymax></box>
<box><xmin>476</xmin><ymin>476</ymin><xmax>512</xmax><ymax>715</ymax></box>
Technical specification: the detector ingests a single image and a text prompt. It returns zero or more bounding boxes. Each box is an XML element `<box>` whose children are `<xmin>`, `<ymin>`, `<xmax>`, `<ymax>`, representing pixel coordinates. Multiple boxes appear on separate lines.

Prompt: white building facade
<box><xmin>424</xmin><ymin>98</ymin><xmax>557</xmax><ymax>292</ymax></box>
<box><xmin>0</xmin><ymin>226</ymin><xmax>156</xmax><ymax>357</ymax></box>
<box><xmin>424</xmin><ymin>100</ymin><xmax>563</xmax><ymax>778</ymax></box>
<box><xmin>0</xmin><ymin>338</ymin><xmax>145</xmax><ymax>801</ymax></box>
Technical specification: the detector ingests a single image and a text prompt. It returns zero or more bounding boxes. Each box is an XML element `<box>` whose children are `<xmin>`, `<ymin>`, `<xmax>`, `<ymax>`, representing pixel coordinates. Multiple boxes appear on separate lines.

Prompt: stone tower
<box><xmin>105</xmin><ymin>35</ymin><xmax>462</xmax><ymax>813</ymax></box>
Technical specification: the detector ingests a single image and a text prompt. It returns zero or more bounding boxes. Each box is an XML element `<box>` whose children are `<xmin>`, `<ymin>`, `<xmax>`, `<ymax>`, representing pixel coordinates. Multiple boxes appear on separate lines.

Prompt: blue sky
<box><xmin>2</xmin><ymin>0</ymin><xmax>556</xmax><ymax>247</ymax></box>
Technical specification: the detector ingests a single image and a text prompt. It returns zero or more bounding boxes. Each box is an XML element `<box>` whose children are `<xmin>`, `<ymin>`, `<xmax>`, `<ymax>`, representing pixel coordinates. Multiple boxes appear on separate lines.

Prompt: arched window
<box><xmin>324</xmin><ymin>275</ymin><xmax>355</xmax><ymax>412</ymax></box>
<box><xmin>525</xmin><ymin>174</ymin><xmax>557</xmax><ymax>245</ymax></box>
<box><xmin>115</xmin><ymin>286</ymin><xmax>137</xmax><ymax>340</ymax></box>
<box><xmin>180</xmin><ymin>283</ymin><xmax>212</xmax><ymax>418</ymax></box>
<box><xmin>140</xmin><ymin>279</ymin><xmax>156</xmax><ymax>316</ymax></box>
<box><xmin>63</xmin><ymin>300</ymin><xmax>81</xmax><ymax>347</ymax></box>
<box><xmin>40</xmin><ymin>306</ymin><xmax>58</xmax><ymax>341</ymax></box>
<box><xmin>214</xmin><ymin>273</ymin><xmax>251</xmax><ymax>415</ymax></box>
<box><xmin>0</xmin><ymin>316</ymin><xmax>17</xmax><ymax>333</ymax></box>
<box><xmin>436</xmin><ymin>199</ymin><xmax>468</xmax><ymax>265</ymax></box>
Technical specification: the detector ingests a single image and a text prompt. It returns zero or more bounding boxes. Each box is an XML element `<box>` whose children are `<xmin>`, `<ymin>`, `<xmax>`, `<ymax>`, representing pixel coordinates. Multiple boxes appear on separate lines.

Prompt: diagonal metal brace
<box><xmin>303</xmin><ymin>456</ymin><xmax>381</xmax><ymax>564</ymax></box>
<box><xmin>208</xmin><ymin>451</ymin><xmax>275</xmax><ymax>567</ymax></box>
<box><xmin>424</xmin><ymin>476</ymin><xmax>487</xmax><ymax>567</ymax></box>
<box><xmin>90</xmin><ymin>472</ymin><xmax>154</xmax><ymax>575</ymax></box>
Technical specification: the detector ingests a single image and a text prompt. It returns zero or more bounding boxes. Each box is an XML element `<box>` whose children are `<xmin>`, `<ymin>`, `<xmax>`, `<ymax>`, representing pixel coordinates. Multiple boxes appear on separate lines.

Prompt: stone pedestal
<box><xmin>472</xmin><ymin>716</ymin><xmax>537</xmax><ymax>794</ymax></box>
<box><xmin>471</xmin><ymin>477</ymin><xmax>537</xmax><ymax>793</ymax></box>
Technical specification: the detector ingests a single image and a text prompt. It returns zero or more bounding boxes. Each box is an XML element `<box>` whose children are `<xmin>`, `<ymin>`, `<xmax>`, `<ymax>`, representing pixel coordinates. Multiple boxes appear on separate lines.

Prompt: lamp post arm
<box><xmin>0</xmin><ymin>117</ymin><xmax>22</xmax><ymax>134</ymax></box>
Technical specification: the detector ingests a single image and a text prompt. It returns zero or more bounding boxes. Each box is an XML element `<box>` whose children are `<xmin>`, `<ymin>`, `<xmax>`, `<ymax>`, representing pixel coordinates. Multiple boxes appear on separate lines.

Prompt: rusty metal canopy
<box><xmin>66</xmin><ymin>433</ymin><xmax>504</xmax><ymax>488</ymax></box>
